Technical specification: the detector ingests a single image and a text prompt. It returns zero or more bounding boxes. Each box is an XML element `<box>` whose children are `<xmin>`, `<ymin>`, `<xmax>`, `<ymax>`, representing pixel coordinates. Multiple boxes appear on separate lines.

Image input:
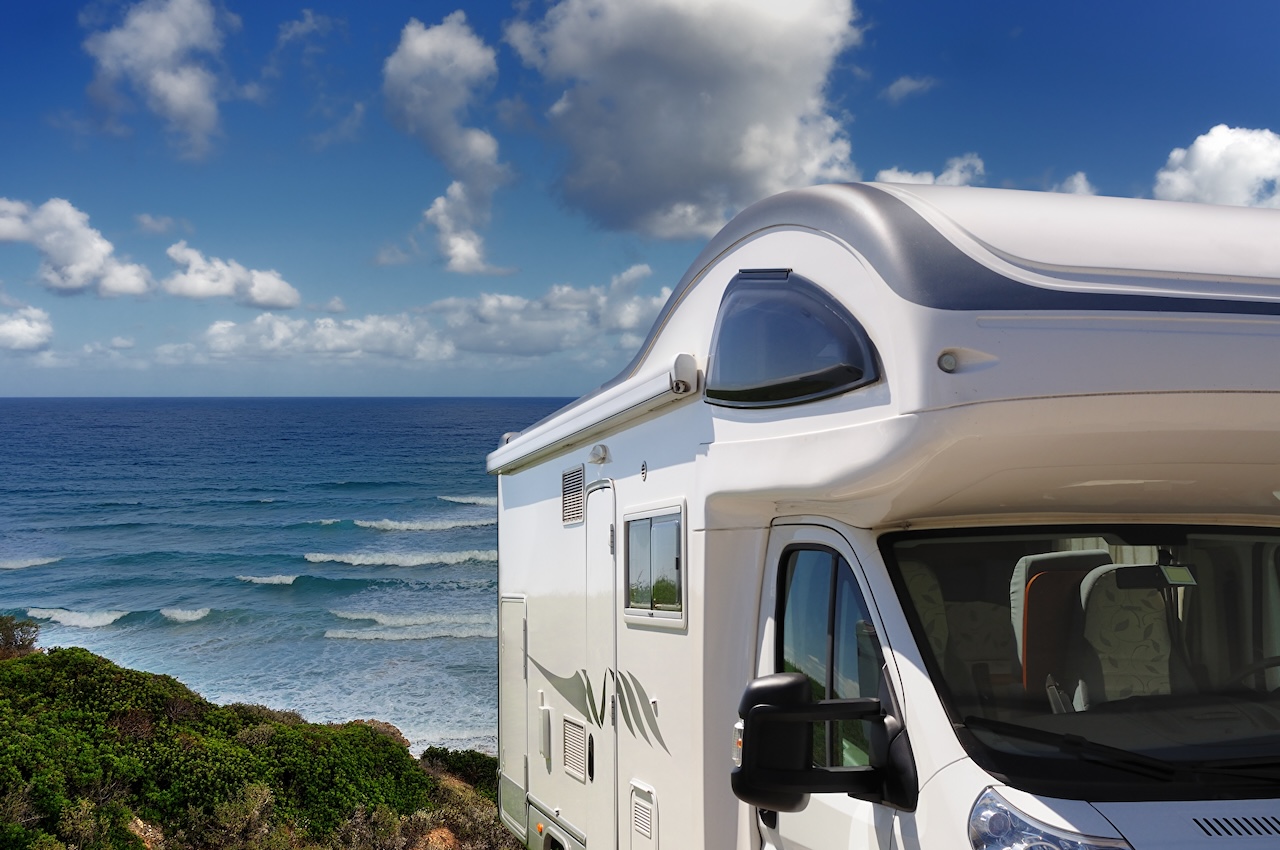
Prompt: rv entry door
<box><xmin>760</xmin><ymin>524</ymin><xmax>897</xmax><ymax>850</ymax></box>
<box><xmin>584</xmin><ymin>483</ymin><xmax>618</xmax><ymax>848</ymax></box>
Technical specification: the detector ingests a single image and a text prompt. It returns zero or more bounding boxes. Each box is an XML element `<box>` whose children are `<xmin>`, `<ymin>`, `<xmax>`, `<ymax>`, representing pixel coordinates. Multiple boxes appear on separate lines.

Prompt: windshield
<box><xmin>883</xmin><ymin>525</ymin><xmax>1280</xmax><ymax>800</ymax></box>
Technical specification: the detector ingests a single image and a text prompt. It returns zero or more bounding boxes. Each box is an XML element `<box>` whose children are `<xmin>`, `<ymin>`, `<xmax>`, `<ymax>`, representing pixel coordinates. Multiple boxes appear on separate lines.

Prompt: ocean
<box><xmin>0</xmin><ymin>397</ymin><xmax>566</xmax><ymax>754</ymax></box>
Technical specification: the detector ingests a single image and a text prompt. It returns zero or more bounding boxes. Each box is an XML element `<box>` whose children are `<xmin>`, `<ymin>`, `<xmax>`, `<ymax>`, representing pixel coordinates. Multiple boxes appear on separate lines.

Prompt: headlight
<box><xmin>969</xmin><ymin>788</ymin><xmax>1130</xmax><ymax>850</ymax></box>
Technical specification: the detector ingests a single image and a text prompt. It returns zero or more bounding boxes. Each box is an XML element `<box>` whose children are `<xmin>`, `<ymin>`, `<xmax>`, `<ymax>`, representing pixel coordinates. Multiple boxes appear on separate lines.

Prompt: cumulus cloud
<box><xmin>428</xmin><ymin>263</ymin><xmax>669</xmax><ymax>355</ymax></box>
<box><xmin>506</xmin><ymin>0</ymin><xmax>861</xmax><ymax>239</ymax></box>
<box><xmin>323</xmin><ymin>296</ymin><xmax>347</xmax><ymax>313</ymax></box>
<box><xmin>882</xmin><ymin>75</ymin><xmax>937</xmax><ymax>104</ymax></box>
<box><xmin>204</xmin><ymin>312</ymin><xmax>454</xmax><ymax>361</ymax></box>
<box><xmin>0</xmin><ymin>197</ymin><xmax>152</xmax><ymax>296</ymax></box>
<box><xmin>384</xmin><ymin>12</ymin><xmax>510</xmax><ymax>273</ymax></box>
<box><xmin>876</xmin><ymin>153</ymin><xmax>984</xmax><ymax>186</ymax></box>
<box><xmin>163</xmin><ymin>240</ymin><xmax>302</xmax><ymax>309</ymax></box>
<box><xmin>83</xmin><ymin>0</ymin><xmax>232</xmax><ymax>159</ymax></box>
<box><xmin>1051</xmin><ymin>171</ymin><xmax>1097</xmax><ymax>195</ymax></box>
<box><xmin>0</xmin><ymin>306</ymin><xmax>54</xmax><ymax>352</ymax></box>
<box><xmin>1154</xmin><ymin>125</ymin><xmax>1280</xmax><ymax>207</ymax></box>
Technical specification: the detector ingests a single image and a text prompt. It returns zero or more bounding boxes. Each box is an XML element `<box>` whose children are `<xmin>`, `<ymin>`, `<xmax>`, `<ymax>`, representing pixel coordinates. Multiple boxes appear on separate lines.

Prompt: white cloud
<box><xmin>373</xmin><ymin>243</ymin><xmax>413</xmax><ymax>267</ymax></box>
<box><xmin>1154</xmin><ymin>125</ymin><xmax>1280</xmax><ymax>207</ymax></box>
<box><xmin>1051</xmin><ymin>171</ymin><xmax>1097</xmax><ymax>195</ymax></box>
<box><xmin>311</xmin><ymin>102</ymin><xmax>365</xmax><ymax>150</ymax></box>
<box><xmin>0</xmin><ymin>306</ymin><xmax>54</xmax><ymax>352</ymax></box>
<box><xmin>136</xmin><ymin>213</ymin><xmax>176</xmax><ymax>233</ymax></box>
<box><xmin>163</xmin><ymin>240</ymin><xmax>301</xmax><ymax>309</ymax></box>
<box><xmin>0</xmin><ymin>197</ymin><xmax>152</xmax><ymax>296</ymax></box>
<box><xmin>876</xmin><ymin>153</ymin><xmax>984</xmax><ymax>186</ymax></box>
<box><xmin>83</xmin><ymin>0</ymin><xmax>230</xmax><ymax>159</ymax></box>
<box><xmin>384</xmin><ymin>12</ymin><xmax>510</xmax><ymax>273</ymax></box>
<box><xmin>428</xmin><ymin>263</ymin><xmax>669</xmax><ymax>355</ymax></box>
<box><xmin>110</xmin><ymin>336</ymin><xmax>136</xmax><ymax>349</ymax></box>
<box><xmin>204</xmin><ymin>312</ymin><xmax>454</xmax><ymax>361</ymax></box>
<box><xmin>323</xmin><ymin>296</ymin><xmax>347</xmax><ymax>314</ymax></box>
<box><xmin>506</xmin><ymin>0</ymin><xmax>861</xmax><ymax>239</ymax></box>
<box><xmin>882</xmin><ymin>75</ymin><xmax>937</xmax><ymax>104</ymax></box>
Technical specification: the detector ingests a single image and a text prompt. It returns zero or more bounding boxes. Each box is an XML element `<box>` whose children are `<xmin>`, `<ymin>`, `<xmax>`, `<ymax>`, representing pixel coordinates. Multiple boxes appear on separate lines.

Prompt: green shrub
<box><xmin>419</xmin><ymin>748</ymin><xmax>498</xmax><ymax>803</ymax></box>
<box><xmin>0</xmin><ymin>648</ymin><xmax>441</xmax><ymax>849</ymax></box>
<box><xmin>0</xmin><ymin>615</ymin><xmax>40</xmax><ymax>661</ymax></box>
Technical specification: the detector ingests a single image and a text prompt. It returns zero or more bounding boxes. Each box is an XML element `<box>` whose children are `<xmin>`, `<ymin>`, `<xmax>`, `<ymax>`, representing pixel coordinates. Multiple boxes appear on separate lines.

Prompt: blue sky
<box><xmin>3</xmin><ymin>0</ymin><xmax>1280</xmax><ymax>397</ymax></box>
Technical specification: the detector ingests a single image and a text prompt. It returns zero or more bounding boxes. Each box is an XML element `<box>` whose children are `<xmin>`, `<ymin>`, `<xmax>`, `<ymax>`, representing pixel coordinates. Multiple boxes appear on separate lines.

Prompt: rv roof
<box><xmin>491</xmin><ymin>183</ymin><xmax>1280</xmax><ymax>469</ymax></box>
<box><xmin>878</xmin><ymin>183</ymin><xmax>1280</xmax><ymax>281</ymax></box>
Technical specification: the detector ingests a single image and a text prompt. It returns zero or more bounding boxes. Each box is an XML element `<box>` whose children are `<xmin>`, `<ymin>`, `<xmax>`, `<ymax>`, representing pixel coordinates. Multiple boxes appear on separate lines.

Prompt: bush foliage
<box><xmin>0</xmin><ymin>647</ymin><xmax>514</xmax><ymax>849</ymax></box>
<box><xmin>0</xmin><ymin>615</ymin><xmax>39</xmax><ymax>661</ymax></box>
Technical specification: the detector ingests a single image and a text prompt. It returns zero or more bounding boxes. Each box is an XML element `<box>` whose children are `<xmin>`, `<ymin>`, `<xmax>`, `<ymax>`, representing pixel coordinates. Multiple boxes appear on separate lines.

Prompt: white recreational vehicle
<box><xmin>486</xmin><ymin>182</ymin><xmax>1280</xmax><ymax>850</ymax></box>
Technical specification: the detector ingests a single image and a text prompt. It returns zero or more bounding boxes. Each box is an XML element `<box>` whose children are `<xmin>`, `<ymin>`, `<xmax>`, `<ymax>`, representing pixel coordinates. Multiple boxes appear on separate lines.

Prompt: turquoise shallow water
<box><xmin>0</xmin><ymin>397</ymin><xmax>566</xmax><ymax>753</ymax></box>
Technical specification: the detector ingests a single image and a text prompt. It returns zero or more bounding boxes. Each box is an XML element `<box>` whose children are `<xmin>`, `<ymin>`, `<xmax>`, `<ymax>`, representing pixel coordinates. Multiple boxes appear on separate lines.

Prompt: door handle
<box><xmin>588</xmin><ymin>733</ymin><xmax>595</xmax><ymax>781</ymax></box>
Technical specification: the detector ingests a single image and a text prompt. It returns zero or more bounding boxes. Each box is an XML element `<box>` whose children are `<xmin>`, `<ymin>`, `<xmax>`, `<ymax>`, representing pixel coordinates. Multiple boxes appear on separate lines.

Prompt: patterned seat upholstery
<box><xmin>1073</xmin><ymin>565</ymin><xmax>1178</xmax><ymax>706</ymax></box>
<box><xmin>899</xmin><ymin>560</ymin><xmax>948</xmax><ymax>662</ymax></box>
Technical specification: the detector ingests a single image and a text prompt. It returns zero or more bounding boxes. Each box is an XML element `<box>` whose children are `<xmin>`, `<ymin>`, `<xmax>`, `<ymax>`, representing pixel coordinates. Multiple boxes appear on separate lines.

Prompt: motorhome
<box><xmin>486</xmin><ymin>182</ymin><xmax>1280</xmax><ymax>850</ymax></box>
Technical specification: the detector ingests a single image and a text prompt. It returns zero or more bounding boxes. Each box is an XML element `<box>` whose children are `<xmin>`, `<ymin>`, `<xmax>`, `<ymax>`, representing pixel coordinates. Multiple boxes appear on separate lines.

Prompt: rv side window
<box><xmin>706</xmin><ymin>272</ymin><xmax>878</xmax><ymax>408</ymax></box>
<box><xmin>626</xmin><ymin>511</ymin><xmax>682</xmax><ymax>617</ymax></box>
<box><xmin>777</xmin><ymin>547</ymin><xmax>883</xmax><ymax>767</ymax></box>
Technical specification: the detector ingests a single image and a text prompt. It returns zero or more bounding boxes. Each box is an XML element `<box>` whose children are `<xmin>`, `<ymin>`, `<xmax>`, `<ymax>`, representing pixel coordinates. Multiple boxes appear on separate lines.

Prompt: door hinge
<box><xmin>610</xmin><ymin>693</ymin><xmax>616</xmax><ymax>727</ymax></box>
<box><xmin>609</xmin><ymin>523</ymin><xmax>615</xmax><ymax>555</ymax></box>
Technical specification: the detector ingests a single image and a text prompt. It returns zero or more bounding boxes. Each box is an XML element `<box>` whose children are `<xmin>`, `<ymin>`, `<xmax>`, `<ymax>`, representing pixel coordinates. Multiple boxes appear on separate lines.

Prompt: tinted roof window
<box><xmin>705</xmin><ymin>272</ymin><xmax>878</xmax><ymax>407</ymax></box>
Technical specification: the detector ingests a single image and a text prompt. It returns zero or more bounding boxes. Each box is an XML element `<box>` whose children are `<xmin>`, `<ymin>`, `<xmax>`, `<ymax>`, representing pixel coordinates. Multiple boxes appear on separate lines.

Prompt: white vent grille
<box><xmin>1195</xmin><ymin>817</ymin><xmax>1280</xmax><ymax>838</ymax></box>
<box><xmin>633</xmin><ymin>797</ymin><xmax>653</xmax><ymax>839</ymax></box>
<box><xmin>562</xmin><ymin>466</ymin><xmax>585</xmax><ymax>524</ymax></box>
<box><xmin>562</xmin><ymin>717</ymin><xmax>586</xmax><ymax>781</ymax></box>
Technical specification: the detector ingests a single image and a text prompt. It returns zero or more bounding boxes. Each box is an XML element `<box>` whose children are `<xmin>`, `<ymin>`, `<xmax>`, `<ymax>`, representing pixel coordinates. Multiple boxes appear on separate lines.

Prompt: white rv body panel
<box><xmin>492</xmin><ymin>184</ymin><xmax>1280</xmax><ymax>850</ymax></box>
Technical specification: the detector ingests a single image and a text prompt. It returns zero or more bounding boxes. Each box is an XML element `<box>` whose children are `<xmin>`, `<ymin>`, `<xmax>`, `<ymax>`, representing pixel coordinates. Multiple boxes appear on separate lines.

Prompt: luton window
<box><xmin>626</xmin><ymin>511</ymin><xmax>682</xmax><ymax>617</ymax></box>
<box><xmin>705</xmin><ymin>271</ymin><xmax>878</xmax><ymax>408</ymax></box>
<box><xmin>777</xmin><ymin>547</ymin><xmax>884</xmax><ymax>767</ymax></box>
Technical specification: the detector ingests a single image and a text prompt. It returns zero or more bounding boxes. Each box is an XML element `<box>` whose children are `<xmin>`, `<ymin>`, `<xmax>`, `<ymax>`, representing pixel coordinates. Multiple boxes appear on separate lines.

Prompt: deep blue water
<box><xmin>0</xmin><ymin>397</ymin><xmax>567</xmax><ymax>753</ymax></box>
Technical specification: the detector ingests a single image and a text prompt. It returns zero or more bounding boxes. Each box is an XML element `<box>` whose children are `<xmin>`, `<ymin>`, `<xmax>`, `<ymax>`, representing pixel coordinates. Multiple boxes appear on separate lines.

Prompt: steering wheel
<box><xmin>1228</xmin><ymin>656</ymin><xmax>1280</xmax><ymax>687</ymax></box>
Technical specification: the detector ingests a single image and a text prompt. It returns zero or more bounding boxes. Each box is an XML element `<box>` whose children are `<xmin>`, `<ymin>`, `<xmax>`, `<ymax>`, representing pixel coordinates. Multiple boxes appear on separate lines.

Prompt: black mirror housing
<box><xmin>730</xmin><ymin>672</ymin><xmax>888</xmax><ymax>813</ymax></box>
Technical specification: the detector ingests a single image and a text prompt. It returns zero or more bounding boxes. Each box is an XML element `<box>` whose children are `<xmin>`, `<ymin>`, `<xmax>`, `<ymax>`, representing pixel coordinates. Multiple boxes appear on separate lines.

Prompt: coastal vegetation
<box><xmin>0</xmin><ymin>618</ymin><xmax>518</xmax><ymax>850</ymax></box>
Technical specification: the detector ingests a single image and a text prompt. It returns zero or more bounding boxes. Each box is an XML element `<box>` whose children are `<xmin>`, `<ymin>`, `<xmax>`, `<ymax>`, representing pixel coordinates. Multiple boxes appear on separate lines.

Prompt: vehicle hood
<box><xmin>1092</xmin><ymin>799</ymin><xmax>1280</xmax><ymax>849</ymax></box>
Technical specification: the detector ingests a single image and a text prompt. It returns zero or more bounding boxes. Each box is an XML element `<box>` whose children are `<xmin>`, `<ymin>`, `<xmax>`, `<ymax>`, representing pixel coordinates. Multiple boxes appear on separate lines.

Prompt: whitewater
<box><xmin>0</xmin><ymin>397</ymin><xmax>564</xmax><ymax>754</ymax></box>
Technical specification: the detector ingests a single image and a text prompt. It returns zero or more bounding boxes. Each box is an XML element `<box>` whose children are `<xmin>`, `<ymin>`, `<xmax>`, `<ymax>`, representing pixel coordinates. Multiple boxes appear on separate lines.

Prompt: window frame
<box><xmin>774</xmin><ymin>543</ymin><xmax>884</xmax><ymax>768</ymax></box>
<box><xmin>622</xmin><ymin>502</ymin><xmax>688</xmax><ymax>630</ymax></box>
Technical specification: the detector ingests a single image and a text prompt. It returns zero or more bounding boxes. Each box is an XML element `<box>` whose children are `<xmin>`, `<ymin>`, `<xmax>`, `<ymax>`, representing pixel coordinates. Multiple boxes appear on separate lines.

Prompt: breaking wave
<box><xmin>324</xmin><ymin>623</ymin><xmax>496</xmax><ymax>641</ymax></box>
<box><xmin>354</xmin><ymin>518</ymin><xmax>496</xmax><ymax>532</ymax></box>
<box><xmin>330</xmin><ymin>610</ymin><xmax>493</xmax><ymax>628</ymax></box>
<box><xmin>304</xmin><ymin>550</ymin><xmax>496</xmax><ymax>567</ymax></box>
<box><xmin>160</xmin><ymin>608</ymin><xmax>211</xmax><ymax>623</ymax></box>
<box><xmin>438</xmin><ymin>495</ymin><xmax>497</xmax><ymax>507</ymax></box>
<box><xmin>236</xmin><ymin>574</ymin><xmax>299</xmax><ymax>585</ymax></box>
<box><xmin>0</xmin><ymin>557</ymin><xmax>61</xmax><ymax>570</ymax></box>
<box><xmin>27</xmin><ymin>608</ymin><xmax>128</xmax><ymax>628</ymax></box>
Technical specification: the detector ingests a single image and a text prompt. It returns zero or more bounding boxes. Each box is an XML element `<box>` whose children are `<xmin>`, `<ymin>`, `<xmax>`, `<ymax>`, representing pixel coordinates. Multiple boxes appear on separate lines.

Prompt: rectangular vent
<box><xmin>1195</xmin><ymin>817</ymin><xmax>1280</xmax><ymax>838</ymax></box>
<box><xmin>633</xmin><ymin>797</ymin><xmax>653</xmax><ymax>839</ymax></box>
<box><xmin>562</xmin><ymin>466</ymin><xmax>585</xmax><ymax>524</ymax></box>
<box><xmin>562</xmin><ymin>717</ymin><xmax>586</xmax><ymax>782</ymax></box>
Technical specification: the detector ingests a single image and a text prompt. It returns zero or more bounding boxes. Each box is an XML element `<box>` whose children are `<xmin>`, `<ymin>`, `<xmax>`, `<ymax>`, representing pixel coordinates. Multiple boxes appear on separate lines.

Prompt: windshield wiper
<box><xmin>961</xmin><ymin>716</ymin><xmax>1179</xmax><ymax>781</ymax></box>
<box><xmin>962</xmin><ymin>716</ymin><xmax>1280</xmax><ymax>784</ymax></box>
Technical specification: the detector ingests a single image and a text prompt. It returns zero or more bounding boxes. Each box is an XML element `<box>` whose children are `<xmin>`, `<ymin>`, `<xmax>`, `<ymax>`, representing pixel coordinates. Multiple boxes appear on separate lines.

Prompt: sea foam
<box><xmin>330</xmin><ymin>610</ymin><xmax>494</xmax><ymax>628</ymax></box>
<box><xmin>354</xmin><ymin>518</ymin><xmax>496</xmax><ymax>532</ymax></box>
<box><xmin>438</xmin><ymin>495</ymin><xmax>497</xmax><ymax>507</ymax></box>
<box><xmin>304</xmin><ymin>550</ymin><xmax>497</xmax><ymax>567</ymax></box>
<box><xmin>160</xmin><ymin>607</ymin><xmax>211</xmax><ymax>623</ymax></box>
<box><xmin>236</xmin><ymin>574</ymin><xmax>299</xmax><ymax>585</ymax></box>
<box><xmin>27</xmin><ymin>608</ymin><xmax>128</xmax><ymax>628</ymax></box>
<box><xmin>324</xmin><ymin>623</ymin><xmax>497</xmax><ymax>641</ymax></box>
<box><xmin>0</xmin><ymin>557</ymin><xmax>62</xmax><ymax>570</ymax></box>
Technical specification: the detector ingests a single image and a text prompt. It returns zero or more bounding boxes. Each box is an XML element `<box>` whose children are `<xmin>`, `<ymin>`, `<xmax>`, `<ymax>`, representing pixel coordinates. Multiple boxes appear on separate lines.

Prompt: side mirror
<box><xmin>730</xmin><ymin>672</ymin><xmax>917</xmax><ymax>813</ymax></box>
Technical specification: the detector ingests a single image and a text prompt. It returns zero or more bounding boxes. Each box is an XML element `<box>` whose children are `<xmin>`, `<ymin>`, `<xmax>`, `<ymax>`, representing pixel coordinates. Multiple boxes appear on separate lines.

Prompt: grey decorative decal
<box><xmin>529</xmin><ymin>656</ymin><xmax>667</xmax><ymax>750</ymax></box>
